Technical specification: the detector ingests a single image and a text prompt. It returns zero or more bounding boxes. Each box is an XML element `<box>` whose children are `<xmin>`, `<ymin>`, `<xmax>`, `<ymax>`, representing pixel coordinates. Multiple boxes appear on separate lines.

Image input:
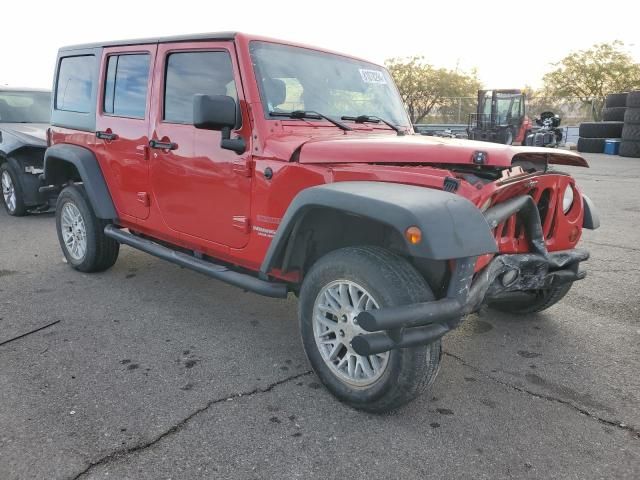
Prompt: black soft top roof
<box><xmin>59</xmin><ymin>31</ymin><xmax>237</xmax><ymax>52</ymax></box>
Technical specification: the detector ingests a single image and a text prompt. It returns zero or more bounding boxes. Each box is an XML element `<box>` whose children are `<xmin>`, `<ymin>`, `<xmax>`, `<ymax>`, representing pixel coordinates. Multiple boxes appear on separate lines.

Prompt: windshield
<box><xmin>495</xmin><ymin>94</ymin><xmax>522</xmax><ymax>124</ymax></box>
<box><xmin>0</xmin><ymin>91</ymin><xmax>51</xmax><ymax>123</ymax></box>
<box><xmin>250</xmin><ymin>41</ymin><xmax>410</xmax><ymax>127</ymax></box>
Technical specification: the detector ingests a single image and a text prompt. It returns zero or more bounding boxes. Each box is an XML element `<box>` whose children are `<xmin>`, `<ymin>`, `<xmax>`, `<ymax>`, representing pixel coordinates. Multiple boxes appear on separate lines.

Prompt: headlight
<box><xmin>562</xmin><ymin>185</ymin><xmax>574</xmax><ymax>213</ymax></box>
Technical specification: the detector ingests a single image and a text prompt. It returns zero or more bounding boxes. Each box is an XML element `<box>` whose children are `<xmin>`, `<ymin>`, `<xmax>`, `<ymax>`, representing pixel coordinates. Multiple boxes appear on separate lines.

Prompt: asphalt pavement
<box><xmin>0</xmin><ymin>152</ymin><xmax>638</xmax><ymax>480</ymax></box>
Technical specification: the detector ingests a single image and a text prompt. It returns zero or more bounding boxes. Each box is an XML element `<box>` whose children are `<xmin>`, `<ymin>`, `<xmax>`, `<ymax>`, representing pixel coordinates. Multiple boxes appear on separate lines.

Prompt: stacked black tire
<box><xmin>621</xmin><ymin>91</ymin><xmax>640</xmax><ymax>158</ymax></box>
<box><xmin>577</xmin><ymin>93</ymin><xmax>626</xmax><ymax>153</ymax></box>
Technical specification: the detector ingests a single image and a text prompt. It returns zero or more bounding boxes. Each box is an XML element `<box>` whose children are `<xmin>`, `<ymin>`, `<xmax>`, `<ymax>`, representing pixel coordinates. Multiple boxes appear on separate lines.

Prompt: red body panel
<box><xmin>95</xmin><ymin>44</ymin><xmax>157</xmax><ymax>221</ymax></box>
<box><xmin>147</xmin><ymin>41</ymin><xmax>253</xmax><ymax>250</ymax></box>
<box><xmin>50</xmin><ymin>32</ymin><xmax>590</xmax><ymax>278</ymax></box>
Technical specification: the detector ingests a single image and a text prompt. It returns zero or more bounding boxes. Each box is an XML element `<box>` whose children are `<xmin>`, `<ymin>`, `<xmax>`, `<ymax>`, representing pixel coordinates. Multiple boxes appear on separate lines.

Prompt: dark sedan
<box><xmin>1</xmin><ymin>88</ymin><xmax>53</xmax><ymax>216</ymax></box>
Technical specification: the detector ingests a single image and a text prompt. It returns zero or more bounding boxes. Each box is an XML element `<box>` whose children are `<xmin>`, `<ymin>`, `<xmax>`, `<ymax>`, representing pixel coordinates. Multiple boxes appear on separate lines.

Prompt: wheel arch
<box><xmin>1</xmin><ymin>148</ymin><xmax>47</xmax><ymax>207</ymax></box>
<box><xmin>44</xmin><ymin>144</ymin><xmax>117</xmax><ymax>220</ymax></box>
<box><xmin>260</xmin><ymin>182</ymin><xmax>497</xmax><ymax>288</ymax></box>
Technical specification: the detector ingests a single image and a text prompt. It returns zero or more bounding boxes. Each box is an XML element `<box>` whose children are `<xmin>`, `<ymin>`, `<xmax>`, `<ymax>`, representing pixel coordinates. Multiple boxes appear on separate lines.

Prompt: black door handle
<box><xmin>96</xmin><ymin>130</ymin><xmax>118</xmax><ymax>141</ymax></box>
<box><xmin>149</xmin><ymin>139</ymin><xmax>178</xmax><ymax>150</ymax></box>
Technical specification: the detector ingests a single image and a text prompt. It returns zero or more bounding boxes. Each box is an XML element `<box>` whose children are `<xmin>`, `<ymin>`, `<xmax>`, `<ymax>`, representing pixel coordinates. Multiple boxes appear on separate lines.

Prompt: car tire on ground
<box><xmin>488</xmin><ymin>283</ymin><xmax>572</xmax><ymax>315</ymax></box>
<box><xmin>601</xmin><ymin>107</ymin><xmax>626</xmax><ymax>122</ymax></box>
<box><xmin>298</xmin><ymin>246</ymin><xmax>442</xmax><ymax>413</ymax></box>
<box><xmin>605</xmin><ymin>92</ymin><xmax>628</xmax><ymax>108</ymax></box>
<box><xmin>55</xmin><ymin>184</ymin><xmax>119</xmax><ymax>273</ymax></box>
<box><xmin>1</xmin><ymin>162</ymin><xmax>27</xmax><ymax>217</ymax></box>
<box><xmin>626</xmin><ymin>91</ymin><xmax>640</xmax><ymax>108</ymax></box>
<box><xmin>624</xmin><ymin>108</ymin><xmax>640</xmax><ymax>125</ymax></box>
<box><xmin>578</xmin><ymin>122</ymin><xmax>624</xmax><ymax>139</ymax></box>
<box><xmin>577</xmin><ymin>137</ymin><xmax>606</xmax><ymax>153</ymax></box>
<box><xmin>619</xmin><ymin>140</ymin><xmax>640</xmax><ymax>158</ymax></box>
<box><xmin>622</xmin><ymin>124</ymin><xmax>640</xmax><ymax>141</ymax></box>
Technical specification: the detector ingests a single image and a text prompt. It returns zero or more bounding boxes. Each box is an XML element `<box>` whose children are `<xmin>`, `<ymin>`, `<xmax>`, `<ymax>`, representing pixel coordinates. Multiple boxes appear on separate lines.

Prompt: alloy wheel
<box><xmin>313</xmin><ymin>280</ymin><xmax>389</xmax><ymax>387</ymax></box>
<box><xmin>1</xmin><ymin>170</ymin><xmax>16</xmax><ymax>213</ymax></box>
<box><xmin>60</xmin><ymin>202</ymin><xmax>88</xmax><ymax>261</ymax></box>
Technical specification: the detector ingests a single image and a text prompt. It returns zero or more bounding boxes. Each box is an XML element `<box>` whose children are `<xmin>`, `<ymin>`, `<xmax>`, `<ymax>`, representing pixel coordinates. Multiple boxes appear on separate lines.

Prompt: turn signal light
<box><xmin>405</xmin><ymin>226</ymin><xmax>422</xmax><ymax>245</ymax></box>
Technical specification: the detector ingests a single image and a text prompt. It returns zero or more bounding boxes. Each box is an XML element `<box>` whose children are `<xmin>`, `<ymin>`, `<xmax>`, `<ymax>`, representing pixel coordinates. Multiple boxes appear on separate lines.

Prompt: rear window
<box><xmin>103</xmin><ymin>54</ymin><xmax>150</xmax><ymax>118</ymax></box>
<box><xmin>55</xmin><ymin>55</ymin><xmax>95</xmax><ymax>113</ymax></box>
<box><xmin>0</xmin><ymin>91</ymin><xmax>51</xmax><ymax>123</ymax></box>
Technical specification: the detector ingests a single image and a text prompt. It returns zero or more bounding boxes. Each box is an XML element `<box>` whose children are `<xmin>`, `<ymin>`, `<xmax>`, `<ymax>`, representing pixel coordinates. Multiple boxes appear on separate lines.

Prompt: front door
<box><xmin>148</xmin><ymin>42</ymin><xmax>252</xmax><ymax>249</ymax></box>
<box><xmin>95</xmin><ymin>45</ymin><xmax>156</xmax><ymax>220</ymax></box>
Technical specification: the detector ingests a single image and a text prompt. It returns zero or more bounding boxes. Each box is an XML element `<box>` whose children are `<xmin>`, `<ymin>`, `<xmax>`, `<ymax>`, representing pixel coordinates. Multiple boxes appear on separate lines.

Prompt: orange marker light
<box><xmin>405</xmin><ymin>226</ymin><xmax>422</xmax><ymax>245</ymax></box>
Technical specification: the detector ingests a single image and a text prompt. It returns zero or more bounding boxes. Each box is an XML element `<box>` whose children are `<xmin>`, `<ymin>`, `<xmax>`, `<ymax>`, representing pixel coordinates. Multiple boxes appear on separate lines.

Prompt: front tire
<box><xmin>502</xmin><ymin>128</ymin><xmax>514</xmax><ymax>145</ymax></box>
<box><xmin>1</xmin><ymin>163</ymin><xmax>27</xmax><ymax>216</ymax></box>
<box><xmin>299</xmin><ymin>246</ymin><xmax>442</xmax><ymax>413</ymax></box>
<box><xmin>488</xmin><ymin>283</ymin><xmax>572</xmax><ymax>315</ymax></box>
<box><xmin>56</xmin><ymin>184</ymin><xmax>119</xmax><ymax>272</ymax></box>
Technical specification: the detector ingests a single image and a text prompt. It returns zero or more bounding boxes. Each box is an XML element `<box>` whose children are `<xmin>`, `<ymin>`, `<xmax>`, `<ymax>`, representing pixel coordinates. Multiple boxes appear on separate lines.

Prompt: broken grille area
<box><xmin>494</xmin><ymin>185</ymin><xmax>561</xmax><ymax>253</ymax></box>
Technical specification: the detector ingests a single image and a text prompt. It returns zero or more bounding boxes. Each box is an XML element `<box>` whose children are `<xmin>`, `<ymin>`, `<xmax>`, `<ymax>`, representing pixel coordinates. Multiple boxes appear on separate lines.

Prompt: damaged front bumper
<box><xmin>351</xmin><ymin>194</ymin><xmax>595</xmax><ymax>356</ymax></box>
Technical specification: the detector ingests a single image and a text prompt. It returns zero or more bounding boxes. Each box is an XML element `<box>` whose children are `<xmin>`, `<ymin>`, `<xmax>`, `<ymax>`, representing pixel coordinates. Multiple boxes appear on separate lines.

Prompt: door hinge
<box><xmin>232</xmin><ymin>216</ymin><xmax>251</xmax><ymax>233</ymax></box>
<box><xmin>232</xmin><ymin>160</ymin><xmax>253</xmax><ymax>177</ymax></box>
<box><xmin>137</xmin><ymin>192</ymin><xmax>150</xmax><ymax>207</ymax></box>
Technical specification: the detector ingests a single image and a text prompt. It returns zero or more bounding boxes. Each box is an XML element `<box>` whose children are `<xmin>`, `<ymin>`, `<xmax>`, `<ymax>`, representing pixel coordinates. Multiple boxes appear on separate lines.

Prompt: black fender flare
<box><xmin>44</xmin><ymin>144</ymin><xmax>117</xmax><ymax>219</ymax></box>
<box><xmin>582</xmin><ymin>194</ymin><xmax>599</xmax><ymax>230</ymax></box>
<box><xmin>260</xmin><ymin>181</ymin><xmax>498</xmax><ymax>275</ymax></box>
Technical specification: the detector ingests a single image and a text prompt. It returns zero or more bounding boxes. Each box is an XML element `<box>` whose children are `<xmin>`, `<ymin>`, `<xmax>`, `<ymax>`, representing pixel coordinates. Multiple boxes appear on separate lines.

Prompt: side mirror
<box><xmin>193</xmin><ymin>94</ymin><xmax>236</xmax><ymax>130</ymax></box>
<box><xmin>193</xmin><ymin>94</ymin><xmax>245</xmax><ymax>154</ymax></box>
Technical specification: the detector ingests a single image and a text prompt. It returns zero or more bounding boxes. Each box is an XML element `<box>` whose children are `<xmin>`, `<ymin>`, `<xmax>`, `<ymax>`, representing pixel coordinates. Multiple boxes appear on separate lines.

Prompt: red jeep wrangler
<box><xmin>43</xmin><ymin>32</ymin><xmax>598</xmax><ymax>412</ymax></box>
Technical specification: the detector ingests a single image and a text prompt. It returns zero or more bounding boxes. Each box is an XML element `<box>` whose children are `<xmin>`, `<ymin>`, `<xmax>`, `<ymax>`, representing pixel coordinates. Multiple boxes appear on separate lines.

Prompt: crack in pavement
<box><xmin>444</xmin><ymin>351</ymin><xmax>640</xmax><ymax>440</ymax></box>
<box><xmin>0</xmin><ymin>320</ymin><xmax>60</xmax><ymax>347</ymax></box>
<box><xmin>51</xmin><ymin>351</ymin><xmax>640</xmax><ymax>479</ymax></box>
<box><xmin>67</xmin><ymin>370</ymin><xmax>313</xmax><ymax>480</ymax></box>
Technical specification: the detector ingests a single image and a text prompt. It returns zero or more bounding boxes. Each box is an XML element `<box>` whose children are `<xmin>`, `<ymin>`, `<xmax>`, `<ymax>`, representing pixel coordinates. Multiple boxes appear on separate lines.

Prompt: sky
<box><xmin>1</xmin><ymin>0</ymin><xmax>638</xmax><ymax>90</ymax></box>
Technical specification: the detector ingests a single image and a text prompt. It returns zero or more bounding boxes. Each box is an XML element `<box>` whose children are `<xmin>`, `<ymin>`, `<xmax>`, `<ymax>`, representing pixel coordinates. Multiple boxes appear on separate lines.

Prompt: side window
<box><xmin>55</xmin><ymin>55</ymin><xmax>95</xmax><ymax>113</ymax></box>
<box><xmin>103</xmin><ymin>54</ymin><xmax>150</xmax><ymax>118</ymax></box>
<box><xmin>164</xmin><ymin>51</ymin><xmax>237</xmax><ymax>124</ymax></box>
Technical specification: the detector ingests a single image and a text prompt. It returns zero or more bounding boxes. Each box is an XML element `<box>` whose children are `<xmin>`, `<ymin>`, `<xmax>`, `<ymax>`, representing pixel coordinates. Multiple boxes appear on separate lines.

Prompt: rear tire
<box><xmin>501</xmin><ymin>128</ymin><xmax>514</xmax><ymax>145</ymax></box>
<box><xmin>1</xmin><ymin>163</ymin><xmax>27</xmax><ymax>217</ymax></box>
<box><xmin>623</xmin><ymin>107</ymin><xmax>640</xmax><ymax>125</ymax></box>
<box><xmin>619</xmin><ymin>140</ymin><xmax>640</xmax><ymax>158</ymax></box>
<box><xmin>56</xmin><ymin>184</ymin><xmax>119</xmax><ymax>272</ymax></box>
<box><xmin>299</xmin><ymin>246</ymin><xmax>442</xmax><ymax>413</ymax></box>
<box><xmin>488</xmin><ymin>283</ymin><xmax>572</xmax><ymax>315</ymax></box>
<box><xmin>626</xmin><ymin>91</ymin><xmax>640</xmax><ymax>108</ymax></box>
<box><xmin>601</xmin><ymin>107</ymin><xmax>626</xmax><ymax>122</ymax></box>
<box><xmin>605</xmin><ymin>92</ymin><xmax>628</xmax><ymax>108</ymax></box>
<box><xmin>578</xmin><ymin>122</ymin><xmax>623</xmax><ymax>139</ymax></box>
<box><xmin>577</xmin><ymin>137</ymin><xmax>605</xmax><ymax>153</ymax></box>
<box><xmin>622</xmin><ymin>124</ymin><xmax>640</xmax><ymax>141</ymax></box>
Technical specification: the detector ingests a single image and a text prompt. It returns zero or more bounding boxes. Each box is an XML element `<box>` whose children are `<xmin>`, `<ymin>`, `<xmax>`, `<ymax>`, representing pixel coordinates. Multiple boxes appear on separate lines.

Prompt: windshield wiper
<box><xmin>341</xmin><ymin>115</ymin><xmax>405</xmax><ymax>136</ymax></box>
<box><xmin>270</xmin><ymin>110</ymin><xmax>352</xmax><ymax>131</ymax></box>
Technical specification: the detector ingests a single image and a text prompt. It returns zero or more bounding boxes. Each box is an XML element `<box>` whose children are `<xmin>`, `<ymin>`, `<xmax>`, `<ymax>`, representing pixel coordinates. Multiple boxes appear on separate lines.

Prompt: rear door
<box><xmin>95</xmin><ymin>45</ymin><xmax>156</xmax><ymax>220</ymax></box>
<box><xmin>148</xmin><ymin>41</ymin><xmax>252</xmax><ymax>249</ymax></box>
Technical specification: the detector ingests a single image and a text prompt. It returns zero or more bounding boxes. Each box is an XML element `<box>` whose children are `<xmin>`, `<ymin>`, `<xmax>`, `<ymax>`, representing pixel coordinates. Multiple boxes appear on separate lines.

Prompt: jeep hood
<box><xmin>0</xmin><ymin>123</ymin><xmax>48</xmax><ymax>147</ymax></box>
<box><xmin>289</xmin><ymin>134</ymin><xmax>588</xmax><ymax>168</ymax></box>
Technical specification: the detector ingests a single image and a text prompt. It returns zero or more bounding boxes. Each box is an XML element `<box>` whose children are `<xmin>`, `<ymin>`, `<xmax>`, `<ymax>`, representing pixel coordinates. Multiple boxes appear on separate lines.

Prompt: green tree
<box><xmin>543</xmin><ymin>41</ymin><xmax>640</xmax><ymax>120</ymax></box>
<box><xmin>385</xmin><ymin>56</ymin><xmax>481</xmax><ymax>124</ymax></box>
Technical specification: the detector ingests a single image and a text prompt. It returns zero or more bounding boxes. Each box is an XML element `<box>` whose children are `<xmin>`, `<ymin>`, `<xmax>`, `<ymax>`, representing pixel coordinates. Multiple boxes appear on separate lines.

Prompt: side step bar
<box><xmin>104</xmin><ymin>225</ymin><xmax>288</xmax><ymax>298</ymax></box>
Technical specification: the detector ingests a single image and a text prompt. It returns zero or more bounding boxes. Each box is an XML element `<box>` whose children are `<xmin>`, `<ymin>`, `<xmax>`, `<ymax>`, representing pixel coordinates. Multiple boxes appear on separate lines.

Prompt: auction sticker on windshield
<box><xmin>359</xmin><ymin>69</ymin><xmax>387</xmax><ymax>84</ymax></box>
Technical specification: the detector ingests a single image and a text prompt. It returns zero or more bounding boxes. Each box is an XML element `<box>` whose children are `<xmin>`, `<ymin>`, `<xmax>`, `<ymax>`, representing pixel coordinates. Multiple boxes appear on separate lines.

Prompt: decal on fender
<box><xmin>253</xmin><ymin>225</ymin><xmax>277</xmax><ymax>238</ymax></box>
